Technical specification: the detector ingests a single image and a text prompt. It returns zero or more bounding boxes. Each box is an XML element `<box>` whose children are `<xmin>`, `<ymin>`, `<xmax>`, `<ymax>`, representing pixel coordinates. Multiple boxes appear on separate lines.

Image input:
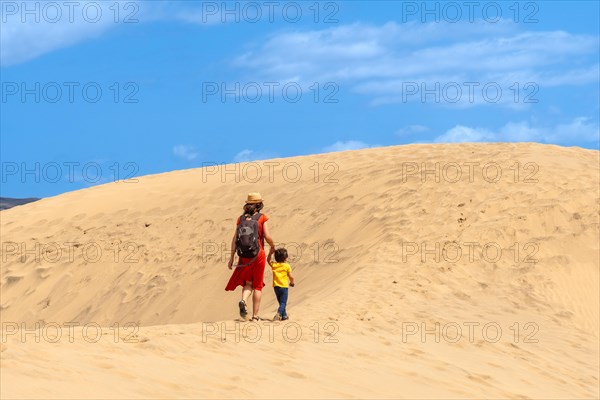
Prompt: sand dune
<box><xmin>1</xmin><ymin>143</ymin><xmax>598</xmax><ymax>399</ymax></box>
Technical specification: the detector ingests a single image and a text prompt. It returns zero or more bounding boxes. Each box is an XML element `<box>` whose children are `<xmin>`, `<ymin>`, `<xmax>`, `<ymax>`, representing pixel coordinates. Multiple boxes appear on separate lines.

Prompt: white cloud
<box><xmin>233</xmin><ymin>22</ymin><xmax>599</xmax><ymax>107</ymax></box>
<box><xmin>396</xmin><ymin>125</ymin><xmax>430</xmax><ymax>136</ymax></box>
<box><xmin>0</xmin><ymin>1</ymin><xmax>228</xmax><ymax>66</ymax></box>
<box><xmin>233</xmin><ymin>149</ymin><xmax>253</xmax><ymax>162</ymax></box>
<box><xmin>0</xmin><ymin>1</ymin><xmax>143</xmax><ymax>66</ymax></box>
<box><xmin>434</xmin><ymin>117</ymin><xmax>599</xmax><ymax>144</ymax></box>
<box><xmin>321</xmin><ymin>140</ymin><xmax>375</xmax><ymax>153</ymax></box>
<box><xmin>434</xmin><ymin>126</ymin><xmax>495</xmax><ymax>143</ymax></box>
<box><xmin>2</xmin><ymin>1</ymin><xmax>316</xmax><ymax>66</ymax></box>
<box><xmin>549</xmin><ymin>117</ymin><xmax>600</xmax><ymax>143</ymax></box>
<box><xmin>173</xmin><ymin>145</ymin><xmax>198</xmax><ymax>161</ymax></box>
<box><xmin>232</xmin><ymin>149</ymin><xmax>276</xmax><ymax>163</ymax></box>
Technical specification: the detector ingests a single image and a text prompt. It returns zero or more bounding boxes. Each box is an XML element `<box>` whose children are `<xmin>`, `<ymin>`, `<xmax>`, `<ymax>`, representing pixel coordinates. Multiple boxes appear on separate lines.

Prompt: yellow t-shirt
<box><xmin>271</xmin><ymin>262</ymin><xmax>292</xmax><ymax>288</ymax></box>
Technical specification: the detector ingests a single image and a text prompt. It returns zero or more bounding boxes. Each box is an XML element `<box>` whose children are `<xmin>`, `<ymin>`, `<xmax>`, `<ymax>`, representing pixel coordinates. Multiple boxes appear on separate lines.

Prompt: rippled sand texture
<box><xmin>1</xmin><ymin>143</ymin><xmax>598</xmax><ymax>399</ymax></box>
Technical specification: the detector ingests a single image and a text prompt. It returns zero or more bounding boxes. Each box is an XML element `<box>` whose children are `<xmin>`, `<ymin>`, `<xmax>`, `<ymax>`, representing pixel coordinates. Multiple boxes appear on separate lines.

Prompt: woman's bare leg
<box><xmin>242</xmin><ymin>282</ymin><xmax>253</xmax><ymax>304</ymax></box>
<box><xmin>252</xmin><ymin>289</ymin><xmax>262</xmax><ymax>317</ymax></box>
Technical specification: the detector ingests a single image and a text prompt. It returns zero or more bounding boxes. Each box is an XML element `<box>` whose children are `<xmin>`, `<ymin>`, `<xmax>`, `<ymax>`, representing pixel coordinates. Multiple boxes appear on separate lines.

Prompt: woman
<box><xmin>225</xmin><ymin>192</ymin><xmax>275</xmax><ymax>321</ymax></box>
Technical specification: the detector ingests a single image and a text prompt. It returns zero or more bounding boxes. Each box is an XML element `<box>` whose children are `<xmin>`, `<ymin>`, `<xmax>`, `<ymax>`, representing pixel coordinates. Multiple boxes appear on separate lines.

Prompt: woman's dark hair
<box><xmin>274</xmin><ymin>248</ymin><xmax>288</xmax><ymax>263</ymax></box>
<box><xmin>243</xmin><ymin>202</ymin><xmax>263</xmax><ymax>215</ymax></box>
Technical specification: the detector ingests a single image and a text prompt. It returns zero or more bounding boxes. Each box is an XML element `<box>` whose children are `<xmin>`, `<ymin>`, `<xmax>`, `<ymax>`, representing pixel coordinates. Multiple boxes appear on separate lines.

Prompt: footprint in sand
<box><xmin>47</xmin><ymin>219</ymin><xmax>62</xmax><ymax>227</ymax></box>
<box><xmin>7</xmin><ymin>225</ymin><xmax>24</xmax><ymax>233</ymax></box>
<box><xmin>72</xmin><ymin>213</ymin><xmax>86</xmax><ymax>221</ymax></box>
<box><xmin>4</xmin><ymin>275</ymin><xmax>24</xmax><ymax>285</ymax></box>
<box><xmin>467</xmin><ymin>373</ymin><xmax>493</xmax><ymax>386</ymax></box>
<box><xmin>95</xmin><ymin>362</ymin><xmax>115</xmax><ymax>370</ymax></box>
<box><xmin>36</xmin><ymin>267</ymin><xmax>51</xmax><ymax>279</ymax></box>
<box><xmin>285</xmin><ymin>371</ymin><xmax>307</xmax><ymax>379</ymax></box>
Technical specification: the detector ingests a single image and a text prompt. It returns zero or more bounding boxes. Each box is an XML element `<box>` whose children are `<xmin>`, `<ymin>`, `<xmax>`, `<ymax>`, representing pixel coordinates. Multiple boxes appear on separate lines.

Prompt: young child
<box><xmin>267</xmin><ymin>247</ymin><xmax>295</xmax><ymax>321</ymax></box>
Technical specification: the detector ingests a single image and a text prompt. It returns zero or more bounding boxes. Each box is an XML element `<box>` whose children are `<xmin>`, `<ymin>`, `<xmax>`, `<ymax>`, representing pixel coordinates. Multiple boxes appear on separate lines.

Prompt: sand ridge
<box><xmin>1</xmin><ymin>143</ymin><xmax>598</xmax><ymax>398</ymax></box>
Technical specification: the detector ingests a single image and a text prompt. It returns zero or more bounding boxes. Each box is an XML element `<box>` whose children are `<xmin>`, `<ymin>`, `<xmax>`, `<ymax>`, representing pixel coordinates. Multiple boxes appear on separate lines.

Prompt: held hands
<box><xmin>267</xmin><ymin>247</ymin><xmax>275</xmax><ymax>262</ymax></box>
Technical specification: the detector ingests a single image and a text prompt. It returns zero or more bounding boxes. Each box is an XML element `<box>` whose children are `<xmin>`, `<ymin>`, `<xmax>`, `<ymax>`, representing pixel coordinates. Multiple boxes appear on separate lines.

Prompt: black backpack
<box><xmin>235</xmin><ymin>213</ymin><xmax>261</xmax><ymax>258</ymax></box>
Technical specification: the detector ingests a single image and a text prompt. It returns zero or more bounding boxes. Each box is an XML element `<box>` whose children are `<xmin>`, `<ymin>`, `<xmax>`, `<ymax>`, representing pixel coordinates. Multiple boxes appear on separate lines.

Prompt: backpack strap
<box><xmin>236</xmin><ymin>255</ymin><xmax>258</xmax><ymax>268</ymax></box>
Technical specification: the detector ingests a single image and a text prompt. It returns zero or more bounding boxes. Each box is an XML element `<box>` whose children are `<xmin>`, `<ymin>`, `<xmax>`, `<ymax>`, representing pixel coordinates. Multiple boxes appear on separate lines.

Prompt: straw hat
<box><xmin>245</xmin><ymin>192</ymin><xmax>264</xmax><ymax>204</ymax></box>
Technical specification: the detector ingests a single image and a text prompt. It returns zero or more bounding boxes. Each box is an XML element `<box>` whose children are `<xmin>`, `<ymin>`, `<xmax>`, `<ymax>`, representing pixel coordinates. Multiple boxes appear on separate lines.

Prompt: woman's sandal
<box><xmin>238</xmin><ymin>300</ymin><xmax>248</xmax><ymax>318</ymax></box>
<box><xmin>251</xmin><ymin>316</ymin><xmax>261</xmax><ymax>321</ymax></box>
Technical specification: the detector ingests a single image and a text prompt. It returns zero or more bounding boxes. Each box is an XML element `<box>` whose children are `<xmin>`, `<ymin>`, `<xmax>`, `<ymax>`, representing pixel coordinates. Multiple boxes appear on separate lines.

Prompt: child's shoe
<box><xmin>273</xmin><ymin>313</ymin><xmax>282</xmax><ymax>321</ymax></box>
<box><xmin>281</xmin><ymin>315</ymin><xmax>289</xmax><ymax>321</ymax></box>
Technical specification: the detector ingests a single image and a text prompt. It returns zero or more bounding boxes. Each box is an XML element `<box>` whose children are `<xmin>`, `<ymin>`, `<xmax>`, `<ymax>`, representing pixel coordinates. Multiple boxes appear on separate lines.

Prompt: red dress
<box><xmin>225</xmin><ymin>213</ymin><xmax>269</xmax><ymax>291</ymax></box>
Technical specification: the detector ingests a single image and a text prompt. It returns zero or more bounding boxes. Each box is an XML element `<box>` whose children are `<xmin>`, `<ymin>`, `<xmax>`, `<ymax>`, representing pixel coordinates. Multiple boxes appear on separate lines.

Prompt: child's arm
<box><xmin>288</xmin><ymin>271</ymin><xmax>295</xmax><ymax>287</ymax></box>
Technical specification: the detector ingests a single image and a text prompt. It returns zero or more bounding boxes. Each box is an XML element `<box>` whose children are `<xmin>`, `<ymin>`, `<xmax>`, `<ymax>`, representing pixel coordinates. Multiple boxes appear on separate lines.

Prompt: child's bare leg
<box><xmin>242</xmin><ymin>282</ymin><xmax>253</xmax><ymax>304</ymax></box>
<box><xmin>252</xmin><ymin>289</ymin><xmax>262</xmax><ymax>317</ymax></box>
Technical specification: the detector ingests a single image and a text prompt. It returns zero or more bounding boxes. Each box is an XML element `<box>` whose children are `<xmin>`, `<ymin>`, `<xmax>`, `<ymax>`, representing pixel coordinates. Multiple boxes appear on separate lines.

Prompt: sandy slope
<box><xmin>1</xmin><ymin>143</ymin><xmax>598</xmax><ymax>399</ymax></box>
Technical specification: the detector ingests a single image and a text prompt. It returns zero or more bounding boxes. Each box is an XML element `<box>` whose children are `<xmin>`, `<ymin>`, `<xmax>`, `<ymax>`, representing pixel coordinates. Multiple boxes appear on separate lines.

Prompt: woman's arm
<box><xmin>228</xmin><ymin>231</ymin><xmax>236</xmax><ymax>269</ymax></box>
<box><xmin>263</xmin><ymin>221</ymin><xmax>275</xmax><ymax>251</ymax></box>
<box><xmin>267</xmin><ymin>249</ymin><xmax>274</xmax><ymax>267</ymax></box>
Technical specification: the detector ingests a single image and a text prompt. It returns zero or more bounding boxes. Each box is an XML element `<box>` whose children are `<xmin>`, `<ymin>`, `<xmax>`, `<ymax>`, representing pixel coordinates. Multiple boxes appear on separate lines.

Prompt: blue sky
<box><xmin>1</xmin><ymin>0</ymin><xmax>599</xmax><ymax>198</ymax></box>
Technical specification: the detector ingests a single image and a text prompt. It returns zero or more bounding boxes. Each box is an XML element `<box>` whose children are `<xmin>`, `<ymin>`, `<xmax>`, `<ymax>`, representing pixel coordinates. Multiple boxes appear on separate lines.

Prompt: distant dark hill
<box><xmin>0</xmin><ymin>197</ymin><xmax>40</xmax><ymax>211</ymax></box>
